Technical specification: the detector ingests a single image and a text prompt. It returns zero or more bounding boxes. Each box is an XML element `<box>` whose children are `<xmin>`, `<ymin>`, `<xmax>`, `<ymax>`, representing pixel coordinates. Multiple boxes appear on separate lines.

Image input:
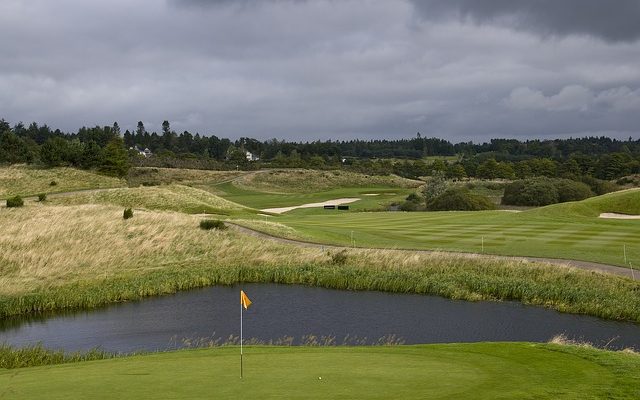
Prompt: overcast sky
<box><xmin>1</xmin><ymin>0</ymin><xmax>639</xmax><ymax>142</ymax></box>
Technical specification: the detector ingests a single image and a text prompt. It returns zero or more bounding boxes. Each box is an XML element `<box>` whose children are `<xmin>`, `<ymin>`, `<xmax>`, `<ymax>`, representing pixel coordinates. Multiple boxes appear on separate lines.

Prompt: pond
<box><xmin>1</xmin><ymin>284</ymin><xmax>638</xmax><ymax>353</ymax></box>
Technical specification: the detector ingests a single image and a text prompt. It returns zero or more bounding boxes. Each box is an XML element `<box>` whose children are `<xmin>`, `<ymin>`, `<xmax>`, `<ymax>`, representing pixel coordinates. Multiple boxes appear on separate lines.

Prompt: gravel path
<box><xmin>227</xmin><ymin>222</ymin><xmax>637</xmax><ymax>279</ymax></box>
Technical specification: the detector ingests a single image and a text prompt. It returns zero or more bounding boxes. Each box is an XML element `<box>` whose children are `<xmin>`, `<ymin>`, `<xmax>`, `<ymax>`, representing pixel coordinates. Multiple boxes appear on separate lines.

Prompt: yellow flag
<box><xmin>240</xmin><ymin>290</ymin><xmax>252</xmax><ymax>310</ymax></box>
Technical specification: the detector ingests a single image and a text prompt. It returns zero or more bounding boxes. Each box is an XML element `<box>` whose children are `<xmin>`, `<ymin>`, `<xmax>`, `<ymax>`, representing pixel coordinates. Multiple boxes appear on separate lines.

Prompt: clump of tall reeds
<box><xmin>0</xmin><ymin>343</ymin><xmax>115</xmax><ymax>369</ymax></box>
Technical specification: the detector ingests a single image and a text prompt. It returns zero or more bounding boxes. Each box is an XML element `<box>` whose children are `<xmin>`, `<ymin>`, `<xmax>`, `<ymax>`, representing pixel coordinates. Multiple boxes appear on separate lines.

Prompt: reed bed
<box><xmin>0</xmin><ymin>204</ymin><xmax>639</xmax><ymax>322</ymax></box>
<box><xmin>0</xmin><ymin>343</ymin><xmax>115</xmax><ymax>369</ymax></box>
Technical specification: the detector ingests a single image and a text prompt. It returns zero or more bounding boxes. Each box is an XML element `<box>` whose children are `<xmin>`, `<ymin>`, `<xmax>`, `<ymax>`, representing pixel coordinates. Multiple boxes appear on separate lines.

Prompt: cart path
<box><xmin>226</xmin><ymin>222</ymin><xmax>637</xmax><ymax>279</ymax></box>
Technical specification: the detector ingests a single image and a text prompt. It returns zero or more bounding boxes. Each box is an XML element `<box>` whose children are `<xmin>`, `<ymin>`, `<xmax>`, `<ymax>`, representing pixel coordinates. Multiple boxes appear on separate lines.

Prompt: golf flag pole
<box><xmin>240</xmin><ymin>290</ymin><xmax>252</xmax><ymax>379</ymax></box>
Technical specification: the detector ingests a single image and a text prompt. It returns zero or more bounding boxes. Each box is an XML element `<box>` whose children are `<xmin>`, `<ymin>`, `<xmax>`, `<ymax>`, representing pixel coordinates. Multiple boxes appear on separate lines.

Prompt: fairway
<box><xmin>0</xmin><ymin>344</ymin><xmax>638</xmax><ymax>399</ymax></box>
<box><xmin>273</xmin><ymin>210</ymin><xmax>640</xmax><ymax>266</ymax></box>
<box><xmin>236</xmin><ymin>190</ymin><xmax>640</xmax><ymax>267</ymax></box>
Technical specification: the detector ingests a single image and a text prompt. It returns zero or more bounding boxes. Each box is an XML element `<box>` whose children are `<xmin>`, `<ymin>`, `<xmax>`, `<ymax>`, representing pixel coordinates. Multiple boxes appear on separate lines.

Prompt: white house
<box><xmin>245</xmin><ymin>151</ymin><xmax>259</xmax><ymax>161</ymax></box>
<box><xmin>130</xmin><ymin>146</ymin><xmax>153</xmax><ymax>158</ymax></box>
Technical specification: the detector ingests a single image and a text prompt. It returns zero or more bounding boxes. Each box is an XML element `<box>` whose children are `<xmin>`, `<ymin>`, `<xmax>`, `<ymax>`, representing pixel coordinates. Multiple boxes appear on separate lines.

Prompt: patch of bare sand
<box><xmin>599</xmin><ymin>213</ymin><xmax>640</xmax><ymax>220</ymax></box>
<box><xmin>261</xmin><ymin>198</ymin><xmax>360</xmax><ymax>214</ymax></box>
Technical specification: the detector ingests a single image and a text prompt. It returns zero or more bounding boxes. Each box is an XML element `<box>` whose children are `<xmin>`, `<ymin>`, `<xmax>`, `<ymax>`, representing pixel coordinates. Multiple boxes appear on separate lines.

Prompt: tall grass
<box><xmin>0</xmin><ymin>204</ymin><xmax>639</xmax><ymax>322</ymax></box>
<box><xmin>0</xmin><ymin>165</ymin><xmax>124</xmax><ymax>198</ymax></box>
<box><xmin>235</xmin><ymin>169</ymin><xmax>422</xmax><ymax>193</ymax></box>
<box><xmin>0</xmin><ymin>343</ymin><xmax>114</xmax><ymax>369</ymax></box>
<box><xmin>47</xmin><ymin>185</ymin><xmax>257</xmax><ymax>215</ymax></box>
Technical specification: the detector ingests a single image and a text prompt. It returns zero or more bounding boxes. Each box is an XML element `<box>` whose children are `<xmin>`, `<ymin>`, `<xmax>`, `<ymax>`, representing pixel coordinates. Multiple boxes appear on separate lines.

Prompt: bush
<box><xmin>37</xmin><ymin>193</ymin><xmax>47</xmax><ymax>202</ymax></box>
<box><xmin>49</xmin><ymin>181</ymin><xmax>57</xmax><ymax>186</ymax></box>
<box><xmin>502</xmin><ymin>178</ymin><xmax>558</xmax><ymax>206</ymax></box>
<box><xmin>502</xmin><ymin>178</ymin><xmax>595</xmax><ymax>207</ymax></box>
<box><xmin>554</xmin><ymin>180</ymin><xmax>593</xmax><ymax>202</ymax></box>
<box><xmin>580</xmin><ymin>175</ymin><xmax>619</xmax><ymax>195</ymax></box>
<box><xmin>399</xmin><ymin>200</ymin><xmax>421</xmax><ymax>211</ymax></box>
<box><xmin>199</xmin><ymin>219</ymin><xmax>226</xmax><ymax>230</ymax></box>
<box><xmin>427</xmin><ymin>188</ymin><xmax>495</xmax><ymax>211</ymax></box>
<box><xmin>123</xmin><ymin>208</ymin><xmax>133</xmax><ymax>219</ymax></box>
<box><xmin>330</xmin><ymin>250</ymin><xmax>349</xmax><ymax>265</ymax></box>
<box><xmin>6</xmin><ymin>196</ymin><xmax>24</xmax><ymax>208</ymax></box>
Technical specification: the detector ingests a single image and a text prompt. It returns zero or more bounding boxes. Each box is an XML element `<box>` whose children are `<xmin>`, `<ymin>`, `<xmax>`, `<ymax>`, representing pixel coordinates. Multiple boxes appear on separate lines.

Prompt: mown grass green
<box><xmin>0</xmin><ymin>165</ymin><xmax>124</xmax><ymax>199</ymax></box>
<box><xmin>263</xmin><ymin>190</ymin><xmax>640</xmax><ymax>266</ymax></box>
<box><xmin>0</xmin><ymin>344</ymin><xmax>638</xmax><ymax>399</ymax></box>
<box><xmin>212</xmin><ymin>181</ymin><xmax>409</xmax><ymax>211</ymax></box>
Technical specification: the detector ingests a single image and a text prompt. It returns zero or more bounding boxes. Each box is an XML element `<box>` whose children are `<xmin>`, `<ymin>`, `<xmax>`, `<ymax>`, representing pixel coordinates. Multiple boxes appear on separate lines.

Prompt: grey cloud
<box><xmin>506</xmin><ymin>85</ymin><xmax>640</xmax><ymax>113</ymax></box>
<box><xmin>0</xmin><ymin>0</ymin><xmax>638</xmax><ymax>143</ymax></box>
<box><xmin>410</xmin><ymin>0</ymin><xmax>640</xmax><ymax>42</ymax></box>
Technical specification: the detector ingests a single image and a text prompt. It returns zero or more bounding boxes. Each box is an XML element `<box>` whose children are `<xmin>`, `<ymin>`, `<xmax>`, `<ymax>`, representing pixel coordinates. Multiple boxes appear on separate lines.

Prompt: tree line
<box><xmin>1</xmin><ymin>118</ymin><xmax>639</xmax><ymax>181</ymax></box>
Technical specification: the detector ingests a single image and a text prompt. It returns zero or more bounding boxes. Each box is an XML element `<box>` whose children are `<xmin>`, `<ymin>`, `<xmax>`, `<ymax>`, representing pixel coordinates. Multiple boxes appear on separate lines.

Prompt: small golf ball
<box><xmin>318</xmin><ymin>377</ymin><xmax>322</xmax><ymax>380</ymax></box>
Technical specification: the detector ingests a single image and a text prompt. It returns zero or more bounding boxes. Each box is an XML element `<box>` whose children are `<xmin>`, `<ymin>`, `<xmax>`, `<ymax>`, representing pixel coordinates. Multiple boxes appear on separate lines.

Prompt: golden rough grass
<box><xmin>235</xmin><ymin>169</ymin><xmax>422</xmax><ymax>193</ymax></box>
<box><xmin>0</xmin><ymin>204</ymin><xmax>316</xmax><ymax>295</ymax></box>
<box><xmin>0</xmin><ymin>203</ymin><xmax>524</xmax><ymax>296</ymax></box>
<box><xmin>0</xmin><ymin>165</ymin><xmax>124</xmax><ymax>198</ymax></box>
<box><xmin>127</xmin><ymin>167</ymin><xmax>243</xmax><ymax>187</ymax></box>
<box><xmin>47</xmin><ymin>185</ymin><xmax>253</xmax><ymax>214</ymax></box>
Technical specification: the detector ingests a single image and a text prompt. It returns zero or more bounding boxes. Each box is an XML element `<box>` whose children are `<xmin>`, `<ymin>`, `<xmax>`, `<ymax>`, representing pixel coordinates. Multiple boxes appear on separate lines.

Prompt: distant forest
<box><xmin>1</xmin><ymin>118</ymin><xmax>639</xmax><ymax>181</ymax></box>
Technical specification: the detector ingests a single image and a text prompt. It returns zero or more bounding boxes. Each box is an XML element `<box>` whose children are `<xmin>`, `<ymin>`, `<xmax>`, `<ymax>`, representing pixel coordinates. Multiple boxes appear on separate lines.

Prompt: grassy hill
<box><xmin>528</xmin><ymin>188</ymin><xmax>640</xmax><ymax>218</ymax></box>
<box><xmin>126</xmin><ymin>167</ymin><xmax>243</xmax><ymax>187</ymax></box>
<box><xmin>234</xmin><ymin>169</ymin><xmax>422</xmax><ymax>193</ymax></box>
<box><xmin>0</xmin><ymin>165</ymin><xmax>124</xmax><ymax>199</ymax></box>
<box><xmin>48</xmin><ymin>184</ymin><xmax>256</xmax><ymax>215</ymax></box>
<box><xmin>0</xmin><ymin>344</ymin><xmax>638</xmax><ymax>399</ymax></box>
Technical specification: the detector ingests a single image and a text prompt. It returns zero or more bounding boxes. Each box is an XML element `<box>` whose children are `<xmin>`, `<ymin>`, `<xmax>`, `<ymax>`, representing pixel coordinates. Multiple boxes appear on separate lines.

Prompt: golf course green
<box><xmin>1</xmin><ymin>344</ymin><xmax>638</xmax><ymax>399</ymax></box>
<box><xmin>237</xmin><ymin>189</ymin><xmax>640</xmax><ymax>267</ymax></box>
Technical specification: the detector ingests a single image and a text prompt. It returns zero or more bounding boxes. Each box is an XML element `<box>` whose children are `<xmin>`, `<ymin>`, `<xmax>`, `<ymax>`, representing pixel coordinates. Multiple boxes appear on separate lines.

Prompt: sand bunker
<box><xmin>362</xmin><ymin>193</ymin><xmax>380</xmax><ymax>196</ymax></box>
<box><xmin>261</xmin><ymin>198</ymin><xmax>361</xmax><ymax>214</ymax></box>
<box><xmin>599</xmin><ymin>213</ymin><xmax>640</xmax><ymax>220</ymax></box>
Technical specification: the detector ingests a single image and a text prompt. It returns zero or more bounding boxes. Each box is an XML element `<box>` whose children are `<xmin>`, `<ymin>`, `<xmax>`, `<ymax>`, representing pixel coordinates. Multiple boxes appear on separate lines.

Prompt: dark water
<box><xmin>1</xmin><ymin>284</ymin><xmax>639</xmax><ymax>353</ymax></box>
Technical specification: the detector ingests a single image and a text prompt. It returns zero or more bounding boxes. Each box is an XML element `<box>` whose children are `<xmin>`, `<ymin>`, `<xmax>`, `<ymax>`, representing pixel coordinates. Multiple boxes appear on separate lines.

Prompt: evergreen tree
<box><xmin>99</xmin><ymin>137</ymin><xmax>130</xmax><ymax>177</ymax></box>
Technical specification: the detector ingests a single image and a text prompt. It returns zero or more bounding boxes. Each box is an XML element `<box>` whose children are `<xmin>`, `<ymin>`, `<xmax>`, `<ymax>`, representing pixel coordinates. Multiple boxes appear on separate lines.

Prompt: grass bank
<box><xmin>233</xmin><ymin>169</ymin><xmax>422</xmax><ymax>193</ymax></box>
<box><xmin>0</xmin><ymin>165</ymin><xmax>124</xmax><ymax>199</ymax></box>
<box><xmin>0</xmin><ymin>344</ymin><xmax>638</xmax><ymax>399</ymax></box>
<box><xmin>47</xmin><ymin>184</ymin><xmax>258</xmax><ymax>215</ymax></box>
<box><xmin>0</xmin><ymin>204</ymin><xmax>639</xmax><ymax>322</ymax></box>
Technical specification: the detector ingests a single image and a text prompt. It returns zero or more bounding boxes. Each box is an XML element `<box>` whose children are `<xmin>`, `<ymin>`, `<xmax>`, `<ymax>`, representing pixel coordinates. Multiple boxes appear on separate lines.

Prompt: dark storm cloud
<box><xmin>0</xmin><ymin>0</ymin><xmax>638</xmax><ymax>142</ymax></box>
<box><xmin>410</xmin><ymin>0</ymin><xmax>640</xmax><ymax>42</ymax></box>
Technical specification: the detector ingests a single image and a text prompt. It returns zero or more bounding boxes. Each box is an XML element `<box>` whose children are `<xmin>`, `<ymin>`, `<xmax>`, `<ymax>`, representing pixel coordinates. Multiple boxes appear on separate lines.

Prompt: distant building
<box><xmin>245</xmin><ymin>151</ymin><xmax>259</xmax><ymax>161</ymax></box>
<box><xmin>130</xmin><ymin>146</ymin><xmax>153</xmax><ymax>158</ymax></box>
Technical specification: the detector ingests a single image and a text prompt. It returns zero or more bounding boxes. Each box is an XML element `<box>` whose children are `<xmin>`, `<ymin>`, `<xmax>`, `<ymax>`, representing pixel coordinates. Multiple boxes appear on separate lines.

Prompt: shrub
<box><xmin>427</xmin><ymin>188</ymin><xmax>495</xmax><ymax>211</ymax></box>
<box><xmin>580</xmin><ymin>176</ymin><xmax>619</xmax><ymax>195</ymax></box>
<box><xmin>330</xmin><ymin>250</ymin><xmax>348</xmax><ymax>265</ymax></box>
<box><xmin>37</xmin><ymin>193</ymin><xmax>47</xmax><ymax>202</ymax></box>
<box><xmin>554</xmin><ymin>180</ymin><xmax>593</xmax><ymax>202</ymax></box>
<box><xmin>502</xmin><ymin>178</ymin><xmax>558</xmax><ymax>206</ymax></box>
<box><xmin>6</xmin><ymin>196</ymin><xmax>24</xmax><ymax>208</ymax></box>
<box><xmin>123</xmin><ymin>208</ymin><xmax>133</xmax><ymax>219</ymax></box>
<box><xmin>399</xmin><ymin>200</ymin><xmax>421</xmax><ymax>211</ymax></box>
<box><xmin>199</xmin><ymin>219</ymin><xmax>226</xmax><ymax>230</ymax></box>
<box><xmin>502</xmin><ymin>178</ymin><xmax>595</xmax><ymax>206</ymax></box>
<box><xmin>49</xmin><ymin>180</ymin><xmax>57</xmax><ymax>186</ymax></box>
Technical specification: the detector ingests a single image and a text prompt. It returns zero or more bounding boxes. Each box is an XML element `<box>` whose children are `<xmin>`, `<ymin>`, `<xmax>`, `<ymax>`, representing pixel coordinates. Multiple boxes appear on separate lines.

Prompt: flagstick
<box><xmin>240</xmin><ymin>294</ymin><xmax>243</xmax><ymax>379</ymax></box>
